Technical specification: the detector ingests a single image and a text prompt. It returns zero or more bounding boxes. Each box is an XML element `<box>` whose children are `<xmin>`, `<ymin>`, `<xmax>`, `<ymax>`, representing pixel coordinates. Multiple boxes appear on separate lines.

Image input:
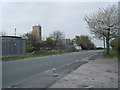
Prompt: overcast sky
<box><xmin>1</xmin><ymin>2</ymin><xmax>118</xmax><ymax>47</ymax></box>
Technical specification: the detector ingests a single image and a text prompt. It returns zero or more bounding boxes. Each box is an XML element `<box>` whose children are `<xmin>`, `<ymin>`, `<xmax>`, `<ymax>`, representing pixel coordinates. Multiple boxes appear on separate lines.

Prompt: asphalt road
<box><xmin>2</xmin><ymin>50</ymin><xmax>103</xmax><ymax>88</ymax></box>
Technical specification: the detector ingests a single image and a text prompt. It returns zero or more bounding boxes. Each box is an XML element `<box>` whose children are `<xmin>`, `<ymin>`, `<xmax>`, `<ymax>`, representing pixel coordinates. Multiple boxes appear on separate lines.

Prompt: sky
<box><xmin>1</xmin><ymin>1</ymin><xmax>118</xmax><ymax>47</ymax></box>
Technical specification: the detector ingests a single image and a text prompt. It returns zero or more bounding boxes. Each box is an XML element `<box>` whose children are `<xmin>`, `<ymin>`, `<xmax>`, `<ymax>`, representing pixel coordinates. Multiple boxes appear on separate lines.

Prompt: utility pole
<box><xmin>15</xmin><ymin>28</ymin><xmax>16</xmax><ymax>36</ymax></box>
<box><xmin>118</xmin><ymin>1</ymin><xmax>120</xmax><ymax>61</ymax></box>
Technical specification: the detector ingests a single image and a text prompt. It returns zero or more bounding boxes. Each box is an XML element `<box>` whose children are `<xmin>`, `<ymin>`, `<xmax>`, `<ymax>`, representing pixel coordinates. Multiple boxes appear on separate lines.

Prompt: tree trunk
<box><xmin>106</xmin><ymin>38</ymin><xmax>109</xmax><ymax>55</ymax></box>
<box><xmin>103</xmin><ymin>37</ymin><xmax>106</xmax><ymax>54</ymax></box>
<box><xmin>106</xmin><ymin>28</ymin><xmax>110</xmax><ymax>55</ymax></box>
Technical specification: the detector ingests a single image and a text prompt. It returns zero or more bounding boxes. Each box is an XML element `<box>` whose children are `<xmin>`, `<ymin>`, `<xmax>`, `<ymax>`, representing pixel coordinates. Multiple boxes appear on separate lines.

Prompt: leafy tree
<box><xmin>85</xmin><ymin>5</ymin><xmax>118</xmax><ymax>55</ymax></box>
<box><xmin>75</xmin><ymin>35</ymin><xmax>95</xmax><ymax>50</ymax></box>
<box><xmin>110</xmin><ymin>39</ymin><xmax>119</xmax><ymax>50</ymax></box>
<box><xmin>22</xmin><ymin>32</ymin><xmax>40</xmax><ymax>52</ymax></box>
<box><xmin>45</xmin><ymin>37</ymin><xmax>55</xmax><ymax>46</ymax></box>
<box><xmin>26</xmin><ymin>43</ymin><xmax>34</xmax><ymax>53</ymax></box>
<box><xmin>44</xmin><ymin>37</ymin><xmax>55</xmax><ymax>49</ymax></box>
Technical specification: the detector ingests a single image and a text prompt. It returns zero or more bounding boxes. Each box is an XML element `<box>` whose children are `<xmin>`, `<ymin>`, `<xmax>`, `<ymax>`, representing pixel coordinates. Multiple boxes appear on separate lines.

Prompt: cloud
<box><xmin>2</xmin><ymin>2</ymin><xmax>118</xmax><ymax>47</ymax></box>
<box><xmin>1</xmin><ymin>0</ymin><xmax>119</xmax><ymax>2</ymax></box>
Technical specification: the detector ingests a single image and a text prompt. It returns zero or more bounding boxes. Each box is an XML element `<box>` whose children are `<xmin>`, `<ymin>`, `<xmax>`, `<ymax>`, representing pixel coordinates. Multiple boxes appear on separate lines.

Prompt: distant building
<box><xmin>32</xmin><ymin>25</ymin><xmax>42</xmax><ymax>43</ymax></box>
<box><xmin>1</xmin><ymin>36</ymin><xmax>26</xmax><ymax>57</ymax></box>
<box><xmin>62</xmin><ymin>39</ymin><xmax>71</xmax><ymax>46</ymax></box>
<box><xmin>55</xmin><ymin>39</ymin><xmax>71</xmax><ymax>50</ymax></box>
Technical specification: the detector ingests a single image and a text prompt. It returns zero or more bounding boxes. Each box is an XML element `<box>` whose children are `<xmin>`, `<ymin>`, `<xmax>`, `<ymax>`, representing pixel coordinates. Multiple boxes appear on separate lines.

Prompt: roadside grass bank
<box><xmin>2</xmin><ymin>50</ymin><xmax>78</xmax><ymax>61</ymax></box>
<box><xmin>104</xmin><ymin>50</ymin><xmax>118</xmax><ymax>59</ymax></box>
<box><xmin>2</xmin><ymin>50</ymin><xmax>63</xmax><ymax>61</ymax></box>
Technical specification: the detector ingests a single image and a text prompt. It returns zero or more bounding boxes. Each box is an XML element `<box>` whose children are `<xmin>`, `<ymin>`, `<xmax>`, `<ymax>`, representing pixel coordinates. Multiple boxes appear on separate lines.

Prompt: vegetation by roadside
<box><xmin>75</xmin><ymin>35</ymin><xmax>96</xmax><ymax>50</ymax></box>
<box><xmin>2</xmin><ymin>49</ymin><xmax>79</xmax><ymax>61</ymax></box>
<box><xmin>104</xmin><ymin>50</ymin><xmax>118</xmax><ymax>59</ymax></box>
<box><xmin>2</xmin><ymin>50</ymin><xmax>63</xmax><ymax>61</ymax></box>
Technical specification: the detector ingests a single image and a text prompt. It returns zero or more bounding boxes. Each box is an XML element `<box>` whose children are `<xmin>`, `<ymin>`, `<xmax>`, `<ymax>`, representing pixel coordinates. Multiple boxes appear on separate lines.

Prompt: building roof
<box><xmin>0</xmin><ymin>36</ymin><xmax>22</xmax><ymax>38</ymax></box>
<box><xmin>0</xmin><ymin>36</ymin><xmax>25</xmax><ymax>40</ymax></box>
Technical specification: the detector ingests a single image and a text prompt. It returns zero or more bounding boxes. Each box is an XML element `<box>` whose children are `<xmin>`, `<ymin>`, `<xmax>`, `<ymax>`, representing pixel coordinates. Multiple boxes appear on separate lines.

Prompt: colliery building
<box><xmin>32</xmin><ymin>25</ymin><xmax>42</xmax><ymax>43</ymax></box>
<box><xmin>1</xmin><ymin>36</ymin><xmax>26</xmax><ymax>57</ymax></box>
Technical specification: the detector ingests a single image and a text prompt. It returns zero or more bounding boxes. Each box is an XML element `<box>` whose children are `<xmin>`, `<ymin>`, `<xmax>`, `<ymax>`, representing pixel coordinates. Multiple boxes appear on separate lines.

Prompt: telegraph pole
<box><xmin>118</xmin><ymin>1</ymin><xmax>120</xmax><ymax>60</ymax></box>
<box><xmin>15</xmin><ymin>28</ymin><xmax>16</xmax><ymax>36</ymax></box>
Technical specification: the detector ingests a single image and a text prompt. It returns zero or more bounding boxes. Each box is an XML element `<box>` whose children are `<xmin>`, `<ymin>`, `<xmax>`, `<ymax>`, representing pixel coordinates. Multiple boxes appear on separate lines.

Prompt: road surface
<box><xmin>2</xmin><ymin>50</ymin><xmax>103</xmax><ymax>88</ymax></box>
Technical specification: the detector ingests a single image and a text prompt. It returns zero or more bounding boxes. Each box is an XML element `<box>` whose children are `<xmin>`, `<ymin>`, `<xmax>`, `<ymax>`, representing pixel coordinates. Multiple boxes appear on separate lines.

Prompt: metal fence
<box><xmin>1</xmin><ymin>36</ymin><xmax>26</xmax><ymax>57</ymax></box>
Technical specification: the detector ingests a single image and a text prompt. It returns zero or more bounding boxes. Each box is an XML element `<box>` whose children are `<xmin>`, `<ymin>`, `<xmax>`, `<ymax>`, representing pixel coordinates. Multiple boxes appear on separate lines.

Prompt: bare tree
<box><xmin>0</xmin><ymin>31</ymin><xmax>7</xmax><ymax>36</ymax></box>
<box><xmin>85</xmin><ymin>5</ymin><xmax>118</xmax><ymax>55</ymax></box>
<box><xmin>49</xmin><ymin>30</ymin><xmax>65</xmax><ymax>45</ymax></box>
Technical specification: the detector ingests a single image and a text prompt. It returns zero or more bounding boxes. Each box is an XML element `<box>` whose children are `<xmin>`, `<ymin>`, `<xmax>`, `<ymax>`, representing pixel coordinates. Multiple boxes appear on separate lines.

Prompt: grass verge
<box><xmin>2</xmin><ymin>50</ymin><xmax>63</xmax><ymax>61</ymax></box>
<box><xmin>104</xmin><ymin>50</ymin><xmax>118</xmax><ymax>58</ymax></box>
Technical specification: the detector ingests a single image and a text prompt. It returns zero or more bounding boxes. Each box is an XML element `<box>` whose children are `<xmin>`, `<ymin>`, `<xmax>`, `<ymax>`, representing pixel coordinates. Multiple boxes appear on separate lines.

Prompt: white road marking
<box><xmin>75</xmin><ymin>60</ymin><xmax>80</xmax><ymax>62</ymax></box>
<box><xmin>53</xmin><ymin>73</ymin><xmax>59</xmax><ymax>77</ymax></box>
<box><xmin>52</xmin><ymin>68</ymin><xmax>56</xmax><ymax>71</ymax></box>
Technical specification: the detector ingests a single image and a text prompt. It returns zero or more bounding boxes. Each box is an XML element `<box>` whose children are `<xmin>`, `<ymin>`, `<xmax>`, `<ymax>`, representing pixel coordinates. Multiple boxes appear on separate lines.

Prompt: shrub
<box><xmin>66</xmin><ymin>45</ymin><xmax>78</xmax><ymax>52</ymax></box>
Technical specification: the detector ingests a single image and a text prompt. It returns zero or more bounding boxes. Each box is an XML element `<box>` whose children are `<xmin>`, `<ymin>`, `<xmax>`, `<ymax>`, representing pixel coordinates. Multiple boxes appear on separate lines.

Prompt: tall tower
<box><xmin>32</xmin><ymin>25</ymin><xmax>41</xmax><ymax>43</ymax></box>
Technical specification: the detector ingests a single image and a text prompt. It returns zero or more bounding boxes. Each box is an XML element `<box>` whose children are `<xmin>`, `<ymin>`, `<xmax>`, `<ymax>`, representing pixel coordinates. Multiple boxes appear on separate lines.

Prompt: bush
<box><xmin>33</xmin><ymin>50</ymin><xmax>62</xmax><ymax>55</ymax></box>
<box><xmin>66</xmin><ymin>45</ymin><xmax>78</xmax><ymax>52</ymax></box>
<box><xmin>96</xmin><ymin>47</ymin><xmax>104</xmax><ymax>50</ymax></box>
<box><xmin>110</xmin><ymin>39</ymin><xmax>120</xmax><ymax>50</ymax></box>
<box><xmin>2</xmin><ymin>50</ymin><xmax>63</xmax><ymax>61</ymax></box>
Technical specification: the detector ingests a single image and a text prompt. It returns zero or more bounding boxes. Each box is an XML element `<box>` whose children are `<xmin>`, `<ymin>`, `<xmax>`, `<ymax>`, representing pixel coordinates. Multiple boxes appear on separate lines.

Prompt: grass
<box><xmin>2</xmin><ymin>55</ymin><xmax>37</xmax><ymax>61</ymax></box>
<box><xmin>2</xmin><ymin>50</ymin><xmax>63</xmax><ymax>61</ymax></box>
<box><xmin>104</xmin><ymin>50</ymin><xmax>118</xmax><ymax>58</ymax></box>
